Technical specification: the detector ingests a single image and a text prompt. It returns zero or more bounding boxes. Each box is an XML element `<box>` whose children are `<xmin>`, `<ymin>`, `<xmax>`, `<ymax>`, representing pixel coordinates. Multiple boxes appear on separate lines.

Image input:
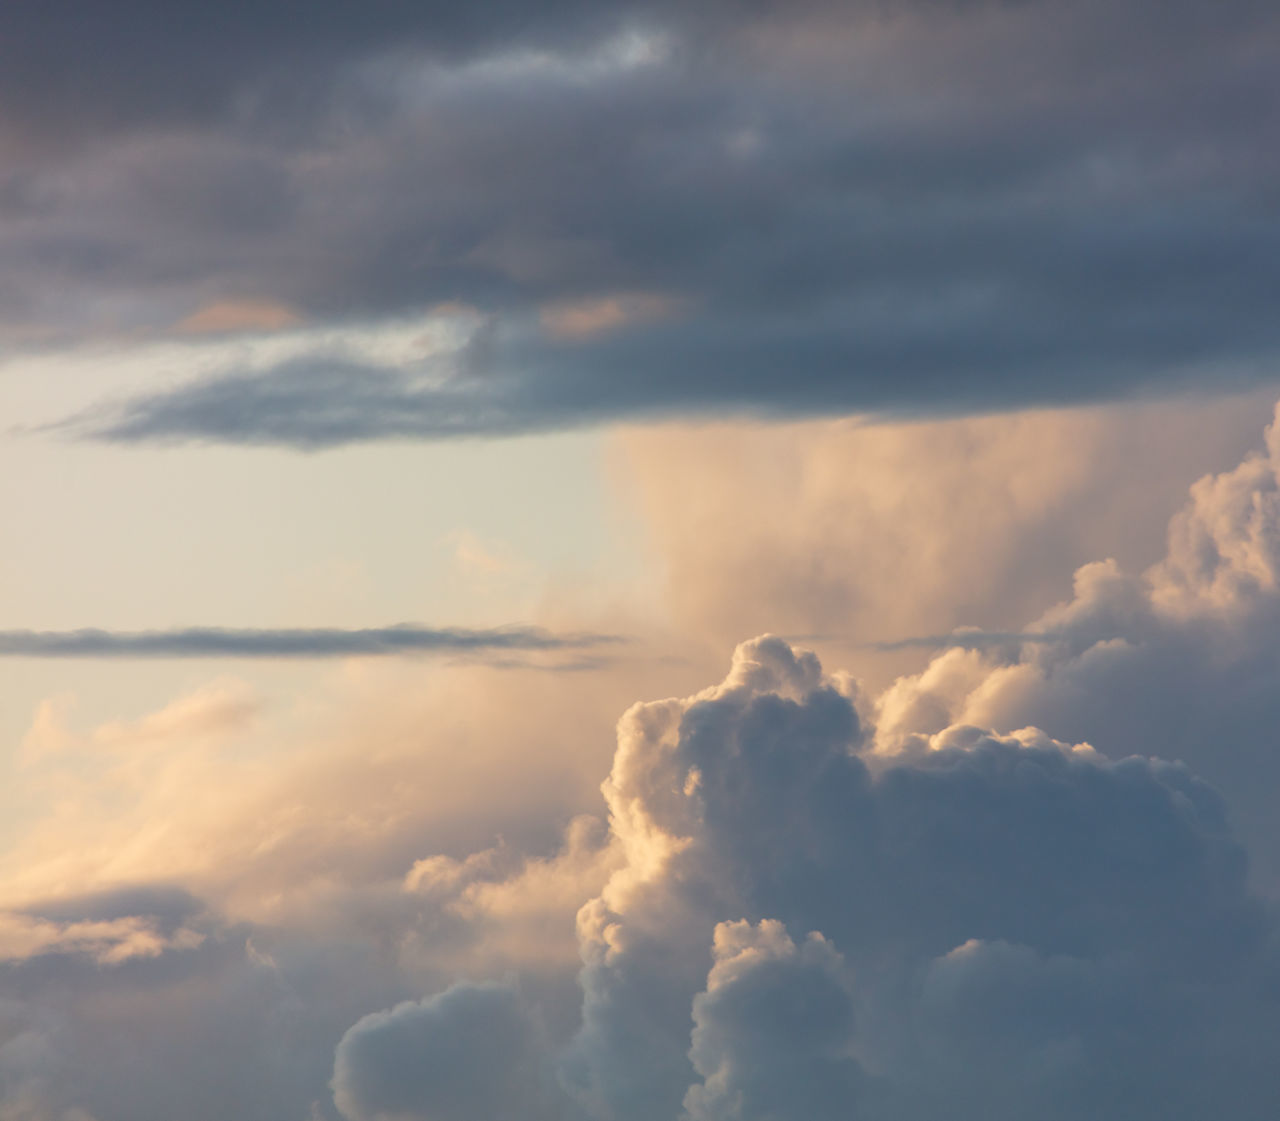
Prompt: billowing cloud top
<box><xmin>873</xmin><ymin>402</ymin><xmax>1280</xmax><ymax>885</ymax></box>
<box><xmin>328</xmin><ymin>636</ymin><xmax>1277</xmax><ymax>1121</ymax></box>
<box><xmin>6</xmin><ymin>0</ymin><xmax>1279</xmax><ymax>442</ymax></box>
<box><xmin>6</xmin><ymin>613</ymin><xmax>1280</xmax><ymax>1119</ymax></box>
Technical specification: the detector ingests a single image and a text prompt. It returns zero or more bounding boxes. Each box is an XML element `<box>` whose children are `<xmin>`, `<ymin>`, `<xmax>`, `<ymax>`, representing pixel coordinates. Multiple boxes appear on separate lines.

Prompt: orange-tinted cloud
<box><xmin>176</xmin><ymin>300</ymin><xmax>302</xmax><ymax>335</ymax></box>
<box><xmin>609</xmin><ymin>392</ymin><xmax>1271</xmax><ymax>687</ymax></box>
<box><xmin>540</xmin><ymin>292</ymin><xmax>684</xmax><ymax>341</ymax></box>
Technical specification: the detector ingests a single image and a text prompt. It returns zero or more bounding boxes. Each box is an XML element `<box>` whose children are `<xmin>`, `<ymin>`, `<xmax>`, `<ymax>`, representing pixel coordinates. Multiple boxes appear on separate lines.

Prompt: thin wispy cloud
<box><xmin>0</xmin><ymin>624</ymin><xmax>622</xmax><ymax>659</ymax></box>
<box><xmin>779</xmin><ymin>630</ymin><xmax>1069</xmax><ymax>652</ymax></box>
<box><xmin>864</xmin><ymin>630</ymin><xmax>1068</xmax><ymax>652</ymax></box>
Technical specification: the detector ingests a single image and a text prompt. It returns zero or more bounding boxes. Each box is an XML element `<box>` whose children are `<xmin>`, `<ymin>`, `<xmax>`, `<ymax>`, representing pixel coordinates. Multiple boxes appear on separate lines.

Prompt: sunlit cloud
<box><xmin>176</xmin><ymin>299</ymin><xmax>302</xmax><ymax>335</ymax></box>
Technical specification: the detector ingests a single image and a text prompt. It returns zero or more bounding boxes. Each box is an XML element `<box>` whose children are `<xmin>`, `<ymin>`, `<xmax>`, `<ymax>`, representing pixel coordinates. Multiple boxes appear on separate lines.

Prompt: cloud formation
<box><xmin>0</xmin><ymin>886</ymin><xmax>209</xmax><ymax>967</ymax></box>
<box><xmin>0</xmin><ymin>624</ymin><xmax>620</xmax><ymax>659</ymax></box>
<box><xmin>5</xmin><ymin>0</ymin><xmax>1277</xmax><ymax>440</ymax></box>
<box><xmin>323</xmin><ymin>636</ymin><xmax>1278</xmax><ymax>1121</ymax></box>
<box><xmin>13</xmin><ymin>400</ymin><xmax>1280</xmax><ymax>1116</ymax></box>
<box><xmin>333</xmin><ymin>983</ymin><xmax>570</xmax><ymax>1121</ymax></box>
<box><xmin>611</xmin><ymin>394</ymin><xmax>1271</xmax><ymax>673</ymax></box>
<box><xmin>874</xmin><ymin>400</ymin><xmax>1280</xmax><ymax>885</ymax></box>
<box><xmin>3</xmin><ymin>623</ymin><xmax>1279</xmax><ymax>1119</ymax></box>
<box><xmin>683</xmin><ymin>921</ymin><xmax>863</xmax><ymax>1121</ymax></box>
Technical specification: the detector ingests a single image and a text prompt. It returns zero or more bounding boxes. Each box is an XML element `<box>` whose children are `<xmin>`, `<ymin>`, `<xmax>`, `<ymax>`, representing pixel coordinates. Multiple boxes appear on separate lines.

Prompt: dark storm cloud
<box><xmin>0</xmin><ymin>0</ymin><xmax>629</xmax><ymax>140</ymax></box>
<box><xmin>8</xmin><ymin>0</ymin><xmax>1280</xmax><ymax>438</ymax></box>
<box><xmin>0</xmin><ymin>624</ymin><xmax>621</xmax><ymax>659</ymax></box>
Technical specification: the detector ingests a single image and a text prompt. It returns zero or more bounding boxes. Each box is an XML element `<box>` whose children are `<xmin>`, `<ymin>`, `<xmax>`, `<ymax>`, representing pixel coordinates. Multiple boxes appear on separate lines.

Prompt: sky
<box><xmin>3</xmin><ymin>2</ymin><xmax>1280</xmax><ymax>1119</ymax></box>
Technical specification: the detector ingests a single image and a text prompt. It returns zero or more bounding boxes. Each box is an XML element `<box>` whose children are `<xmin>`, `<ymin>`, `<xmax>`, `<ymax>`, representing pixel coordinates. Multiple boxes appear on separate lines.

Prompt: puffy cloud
<box><xmin>899</xmin><ymin>937</ymin><xmax>1271</xmax><ymax>1121</ymax></box>
<box><xmin>875</xmin><ymin>401</ymin><xmax>1280</xmax><ymax>885</ymax></box>
<box><xmin>333</xmin><ymin>983</ymin><xmax>571</xmax><ymax>1121</ymax></box>
<box><xmin>3</xmin><ymin>627</ymin><xmax>1278</xmax><ymax>1120</ymax></box>
<box><xmin>550</xmin><ymin>636</ymin><xmax>1276</xmax><ymax>1121</ymax></box>
<box><xmin>683</xmin><ymin>921</ymin><xmax>864</xmax><ymax>1121</ymax></box>
<box><xmin>405</xmin><ymin>816</ymin><xmax>621</xmax><ymax>974</ymax></box>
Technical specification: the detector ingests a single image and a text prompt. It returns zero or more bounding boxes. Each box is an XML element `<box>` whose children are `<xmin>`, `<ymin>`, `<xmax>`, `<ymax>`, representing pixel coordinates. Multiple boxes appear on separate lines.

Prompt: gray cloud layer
<box><xmin>0</xmin><ymin>624</ymin><xmax>620</xmax><ymax>658</ymax></box>
<box><xmin>5</xmin><ymin>0</ymin><xmax>1277</xmax><ymax>443</ymax></box>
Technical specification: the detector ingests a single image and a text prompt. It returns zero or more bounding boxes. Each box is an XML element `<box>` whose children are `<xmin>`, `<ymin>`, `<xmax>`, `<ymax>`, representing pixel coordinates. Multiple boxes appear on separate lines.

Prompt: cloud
<box><xmin>873</xmin><ymin>400</ymin><xmax>1280</xmax><ymax>886</ymax></box>
<box><xmin>64</xmin><ymin>303</ymin><xmax>1280</xmax><ymax>445</ymax></box>
<box><xmin>5</xmin><ymin>0</ymin><xmax>1278</xmax><ymax>437</ymax></box>
<box><xmin>0</xmin><ymin>624</ymin><xmax>622</xmax><ymax>659</ymax></box>
<box><xmin>0</xmin><ymin>645</ymin><xmax>686</xmax><ymax>923</ymax></box>
<box><xmin>0</xmin><ymin>1</ymin><xmax>638</xmax><ymax>140</ymax></box>
<box><xmin>4</xmin><ymin>626</ymin><xmax>1280</xmax><ymax>1120</ymax></box>
<box><xmin>446</xmin><ymin>530</ymin><xmax>518</xmax><ymax>578</ymax></box>
<box><xmin>610</xmin><ymin>393</ymin><xmax>1271</xmax><ymax>677</ymax></box>
<box><xmin>176</xmin><ymin>299</ymin><xmax>302</xmax><ymax>334</ymax></box>
<box><xmin>540</xmin><ymin>292</ymin><xmax>685</xmax><ymax>341</ymax></box>
<box><xmin>333</xmin><ymin>983</ymin><xmax>572</xmax><ymax>1121</ymax></box>
<box><xmin>0</xmin><ymin>915</ymin><xmax>203</xmax><ymax>968</ymax></box>
<box><xmin>89</xmin><ymin>681</ymin><xmax>261</xmax><ymax>746</ymax></box>
<box><xmin>0</xmin><ymin>884</ymin><xmax>211</xmax><ymax>968</ymax></box>
<box><xmin>543</xmin><ymin>636</ymin><xmax>1276</xmax><ymax>1121</ymax></box>
<box><xmin>14</xmin><ymin>396</ymin><xmax>1280</xmax><ymax>1118</ymax></box>
<box><xmin>401</xmin><ymin>816</ymin><xmax>620</xmax><ymax>973</ymax></box>
<box><xmin>0</xmin><ymin>890</ymin><xmax>407</xmax><ymax>1121</ymax></box>
<box><xmin>683</xmin><ymin>921</ymin><xmax>864</xmax><ymax>1121</ymax></box>
<box><xmin>865</xmin><ymin>629</ymin><xmax>1065</xmax><ymax>651</ymax></box>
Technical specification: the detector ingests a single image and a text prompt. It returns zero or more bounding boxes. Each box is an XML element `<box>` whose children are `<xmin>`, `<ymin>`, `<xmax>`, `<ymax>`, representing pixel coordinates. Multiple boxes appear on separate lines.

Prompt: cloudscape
<box><xmin>2</xmin><ymin>2</ymin><xmax>1280</xmax><ymax>1119</ymax></box>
